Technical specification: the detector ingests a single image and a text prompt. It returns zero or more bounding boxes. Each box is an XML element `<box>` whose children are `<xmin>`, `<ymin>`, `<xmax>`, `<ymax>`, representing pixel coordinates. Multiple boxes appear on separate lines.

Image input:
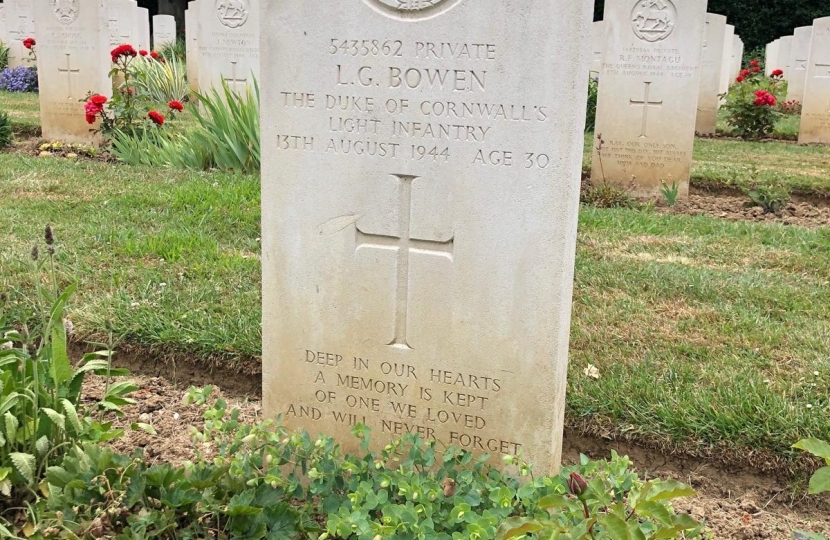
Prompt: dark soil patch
<box><xmin>84</xmin><ymin>371</ymin><xmax>830</xmax><ymax>539</ymax></box>
<box><xmin>660</xmin><ymin>193</ymin><xmax>830</xmax><ymax>228</ymax></box>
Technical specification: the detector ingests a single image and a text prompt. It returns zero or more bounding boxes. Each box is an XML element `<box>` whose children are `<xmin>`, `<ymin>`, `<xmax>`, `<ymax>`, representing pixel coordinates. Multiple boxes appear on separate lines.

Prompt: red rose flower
<box><xmin>150</xmin><ymin>51</ymin><xmax>159</xmax><ymax>59</ymax></box>
<box><xmin>752</xmin><ymin>66</ymin><xmax>760</xmax><ymax>73</ymax></box>
<box><xmin>139</xmin><ymin>49</ymin><xmax>148</xmax><ymax>56</ymax></box>
<box><xmin>111</xmin><ymin>44</ymin><xmax>137</xmax><ymax>63</ymax></box>
<box><xmin>85</xmin><ymin>113</ymin><xmax>97</xmax><ymax>125</ymax></box>
<box><xmin>753</xmin><ymin>90</ymin><xmax>776</xmax><ymax>107</ymax></box>
<box><xmin>772</xmin><ymin>69</ymin><xmax>784</xmax><ymax>77</ymax></box>
<box><xmin>23</xmin><ymin>37</ymin><xmax>36</xmax><ymax>49</ymax></box>
<box><xmin>740</xmin><ymin>69</ymin><xmax>750</xmax><ymax>77</ymax></box>
<box><xmin>148</xmin><ymin>111</ymin><xmax>165</xmax><ymax>126</ymax></box>
<box><xmin>90</xmin><ymin>94</ymin><xmax>108</xmax><ymax>106</ymax></box>
<box><xmin>750</xmin><ymin>59</ymin><xmax>759</xmax><ymax>67</ymax></box>
<box><xmin>736</xmin><ymin>75</ymin><xmax>745</xmax><ymax>83</ymax></box>
<box><xmin>168</xmin><ymin>100</ymin><xmax>184</xmax><ymax>112</ymax></box>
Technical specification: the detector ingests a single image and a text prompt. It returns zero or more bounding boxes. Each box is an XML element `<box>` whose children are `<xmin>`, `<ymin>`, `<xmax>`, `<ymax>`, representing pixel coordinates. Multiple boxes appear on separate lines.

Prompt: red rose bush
<box><xmin>722</xmin><ymin>58</ymin><xmax>787</xmax><ymax>140</ymax></box>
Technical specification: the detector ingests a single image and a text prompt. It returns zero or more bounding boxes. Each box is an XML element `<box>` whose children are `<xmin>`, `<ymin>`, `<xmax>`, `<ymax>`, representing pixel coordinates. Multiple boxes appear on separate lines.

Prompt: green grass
<box><xmin>1</xmin><ymin>151</ymin><xmax>829</xmax><ymax>468</ymax></box>
<box><xmin>0</xmin><ymin>90</ymin><xmax>41</xmax><ymax>135</ymax></box>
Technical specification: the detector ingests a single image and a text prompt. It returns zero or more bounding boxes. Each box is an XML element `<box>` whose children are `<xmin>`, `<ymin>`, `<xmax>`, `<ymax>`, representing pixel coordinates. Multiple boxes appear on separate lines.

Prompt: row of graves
<box><xmin>0</xmin><ymin>0</ymin><xmax>828</xmax><ymax>467</ymax></box>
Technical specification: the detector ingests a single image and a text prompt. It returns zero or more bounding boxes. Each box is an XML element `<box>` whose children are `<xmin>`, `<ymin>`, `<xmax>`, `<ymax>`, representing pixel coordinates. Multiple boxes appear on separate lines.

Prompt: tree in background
<box><xmin>593</xmin><ymin>0</ymin><xmax>826</xmax><ymax>51</ymax></box>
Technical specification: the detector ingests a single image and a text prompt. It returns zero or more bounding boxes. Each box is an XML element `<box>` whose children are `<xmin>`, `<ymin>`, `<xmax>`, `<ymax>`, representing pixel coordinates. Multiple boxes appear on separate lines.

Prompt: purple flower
<box><xmin>0</xmin><ymin>66</ymin><xmax>39</xmax><ymax>93</ymax></box>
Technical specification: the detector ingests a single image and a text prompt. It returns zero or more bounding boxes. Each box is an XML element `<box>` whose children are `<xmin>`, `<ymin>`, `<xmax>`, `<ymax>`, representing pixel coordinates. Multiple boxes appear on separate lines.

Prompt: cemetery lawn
<box><xmin>0</xmin><ymin>91</ymin><xmax>42</xmax><ymax>136</ymax></box>
<box><xmin>1</xmin><ymin>151</ymin><xmax>829</xmax><ymax>469</ymax></box>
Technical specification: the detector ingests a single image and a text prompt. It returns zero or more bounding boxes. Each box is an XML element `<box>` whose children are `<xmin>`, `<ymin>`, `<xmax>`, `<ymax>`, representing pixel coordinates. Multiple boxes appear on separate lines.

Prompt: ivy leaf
<box><xmin>808</xmin><ymin>467</ymin><xmax>830</xmax><ymax>495</ymax></box>
<box><xmin>10</xmin><ymin>452</ymin><xmax>36</xmax><ymax>485</ymax></box>
<box><xmin>793</xmin><ymin>439</ymin><xmax>830</xmax><ymax>463</ymax></box>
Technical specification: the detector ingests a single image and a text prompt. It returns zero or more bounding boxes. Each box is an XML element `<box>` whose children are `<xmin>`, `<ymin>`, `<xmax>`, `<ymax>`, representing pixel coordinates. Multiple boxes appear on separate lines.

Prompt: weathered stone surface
<box><xmin>765</xmin><ymin>40</ymin><xmax>778</xmax><ymax>76</ymax></box>
<box><xmin>107</xmin><ymin>0</ymin><xmax>136</xmax><ymax>48</ymax></box>
<box><xmin>799</xmin><ymin>17</ymin><xmax>830</xmax><ymax>144</ymax></box>
<box><xmin>731</xmin><ymin>35</ymin><xmax>743</xmax><ymax>78</ymax></box>
<box><xmin>786</xmin><ymin>26</ymin><xmax>813</xmax><ymax>102</ymax></box>
<box><xmin>261</xmin><ymin>0</ymin><xmax>592</xmax><ymax>473</ymax></box>
<box><xmin>0</xmin><ymin>3</ymin><xmax>8</xmax><ymax>50</ymax></box>
<box><xmin>592</xmin><ymin>0</ymin><xmax>708</xmax><ymax>198</ymax></box>
<box><xmin>136</xmin><ymin>7</ymin><xmax>151</xmax><ymax>51</ymax></box>
<box><xmin>5</xmin><ymin>0</ymin><xmax>36</xmax><ymax>68</ymax></box>
<box><xmin>695</xmin><ymin>13</ymin><xmax>727</xmax><ymax>135</ymax></box>
<box><xmin>197</xmin><ymin>0</ymin><xmax>258</xmax><ymax>93</ymax></box>
<box><xmin>33</xmin><ymin>0</ymin><xmax>110</xmax><ymax>142</ymax></box>
<box><xmin>185</xmin><ymin>2</ymin><xmax>199</xmax><ymax>92</ymax></box>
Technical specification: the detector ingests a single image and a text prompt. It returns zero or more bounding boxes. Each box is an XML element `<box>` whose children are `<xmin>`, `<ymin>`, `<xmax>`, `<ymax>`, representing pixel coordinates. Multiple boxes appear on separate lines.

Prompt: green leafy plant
<box><xmin>157</xmin><ymin>38</ymin><xmax>187</xmax><ymax>64</ymax></box>
<box><xmin>497</xmin><ymin>456</ymin><xmax>702</xmax><ymax>540</ymax></box>
<box><xmin>585</xmin><ymin>75</ymin><xmax>598</xmax><ymax>133</ymax></box>
<box><xmin>0</xmin><ymin>110</ymin><xmax>11</xmax><ymax>149</ymax></box>
<box><xmin>746</xmin><ymin>182</ymin><xmax>790</xmax><ymax>214</ymax></box>
<box><xmin>0</xmin><ymin>228</ymin><xmax>135</xmax><ymax>510</ymax></box>
<box><xmin>0</xmin><ymin>41</ymin><xmax>9</xmax><ymax>71</ymax></box>
<box><xmin>24</xmin><ymin>394</ymin><xmax>701</xmax><ymax>539</ymax></box>
<box><xmin>132</xmin><ymin>53</ymin><xmax>189</xmax><ymax>103</ymax></box>
<box><xmin>793</xmin><ymin>439</ymin><xmax>830</xmax><ymax>495</ymax></box>
<box><xmin>660</xmin><ymin>179</ymin><xmax>680</xmax><ymax>207</ymax></box>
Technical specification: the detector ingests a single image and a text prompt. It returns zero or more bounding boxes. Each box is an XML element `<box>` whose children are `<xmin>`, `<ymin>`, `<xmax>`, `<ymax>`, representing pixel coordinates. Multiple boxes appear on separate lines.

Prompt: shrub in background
<box><xmin>157</xmin><ymin>38</ymin><xmax>187</xmax><ymax>64</ymax></box>
<box><xmin>722</xmin><ymin>60</ymin><xmax>785</xmax><ymax>140</ymax></box>
<box><xmin>0</xmin><ymin>111</ymin><xmax>11</xmax><ymax>148</ymax></box>
<box><xmin>0</xmin><ymin>66</ymin><xmax>38</xmax><ymax>93</ymax></box>
<box><xmin>585</xmin><ymin>75</ymin><xmax>598</xmax><ymax>133</ymax></box>
<box><xmin>0</xmin><ymin>42</ymin><xmax>9</xmax><ymax>71</ymax></box>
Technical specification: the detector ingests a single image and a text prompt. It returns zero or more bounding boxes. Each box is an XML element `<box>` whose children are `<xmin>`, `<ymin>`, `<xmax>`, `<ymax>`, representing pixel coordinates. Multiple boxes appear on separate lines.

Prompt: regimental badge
<box><xmin>216</xmin><ymin>0</ymin><xmax>249</xmax><ymax>29</ymax></box>
<box><xmin>52</xmin><ymin>0</ymin><xmax>80</xmax><ymax>25</ymax></box>
<box><xmin>631</xmin><ymin>0</ymin><xmax>677</xmax><ymax>43</ymax></box>
<box><xmin>365</xmin><ymin>0</ymin><xmax>461</xmax><ymax>20</ymax></box>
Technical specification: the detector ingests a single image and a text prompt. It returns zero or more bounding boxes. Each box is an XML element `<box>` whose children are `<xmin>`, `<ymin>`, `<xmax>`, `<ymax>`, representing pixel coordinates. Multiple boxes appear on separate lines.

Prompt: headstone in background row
<box><xmin>108</xmin><ymin>0</ymin><xmax>136</xmax><ymax>48</ymax></box>
<box><xmin>153</xmin><ymin>14</ymin><xmax>176</xmax><ymax>51</ymax></box>
<box><xmin>0</xmin><ymin>3</ymin><xmax>8</xmax><ymax>50</ymax></box>
<box><xmin>136</xmin><ymin>7</ymin><xmax>151</xmax><ymax>51</ymax></box>
<box><xmin>33</xmin><ymin>0</ymin><xmax>110</xmax><ymax>143</ymax></box>
<box><xmin>765</xmin><ymin>39</ymin><xmax>779</xmax><ymax>76</ymax></box>
<box><xmin>799</xmin><ymin>17</ymin><xmax>830</xmax><ymax>144</ymax></box>
<box><xmin>5</xmin><ymin>0</ymin><xmax>36</xmax><ymax>69</ymax></box>
<box><xmin>185</xmin><ymin>3</ymin><xmax>199</xmax><ymax>92</ymax></box>
<box><xmin>718</xmin><ymin>24</ymin><xmax>735</xmax><ymax>97</ymax></box>
<box><xmin>262</xmin><ymin>0</ymin><xmax>593</xmax><ymax>473</ymax></box>
<box><xmin>591</xmin><ymin>21</ymin><xmax>605</xmax><ymax>76</ymax></box>
<box><xmin>731</xmin><ymin>36</ymin><xmax>743</xmax><ymax>78</ymax></box>
<box><xmin>696</xmin><ymin>13</ymin><xmax>727</xmax><ymax>136</ymax></box>
<box><xmin>592</xmin><ymin>0</ymin><xmax>708</xmax><ymax>198</ymax></box>
<box><xmin>777</xmin><ymin>35</ymin><xmax>793</xmax><ymax>79</ymax></box>
<box><xmin>197</xmin><ymin>0</ymin><xmax>259</xmax><ymax>93</ymax></box>
<box><xmin>786</xmin><ymin>26</ymin><xmax>813</xmax><ymax>103</ymax></box>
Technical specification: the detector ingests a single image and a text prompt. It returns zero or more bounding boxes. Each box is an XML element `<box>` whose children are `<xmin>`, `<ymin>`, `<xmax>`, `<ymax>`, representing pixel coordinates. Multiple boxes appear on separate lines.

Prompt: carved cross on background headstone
<box><xmin>355</xmin><ymin>173</ymin><xmax>454</xmax><ymax>351</ymax></box>
<box><xmin>630</xmin><ymin>81</ymin><xmax>663</xmax><ymax>138</ymax></box>
<box><xmin>58</xmin><ymin>53</ymin><xmax>81</xmax><ymax>99</ymax></box>
<box><xmin>222</xmin><ymin>61</ymin><xmax>248</xmax><ymax>93</ymax></box>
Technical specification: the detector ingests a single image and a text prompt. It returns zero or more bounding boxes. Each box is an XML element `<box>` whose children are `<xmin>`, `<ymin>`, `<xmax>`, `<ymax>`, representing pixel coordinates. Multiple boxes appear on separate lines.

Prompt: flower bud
<box><xmin>568</xmin><ymin>472</ymin><xmax>588</xmax><ymax>497</ymax></box>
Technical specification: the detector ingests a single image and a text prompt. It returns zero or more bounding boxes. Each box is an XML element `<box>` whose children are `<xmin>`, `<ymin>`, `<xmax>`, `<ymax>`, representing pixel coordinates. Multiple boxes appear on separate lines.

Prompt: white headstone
<box><xmin>0</xmin><ymin>3</ymin><xmax>8</xmax><ymax>51</ymax></box>
<box><xmin>786</xmin><ymin>26</ymin><xmax>813</xmax><ymax>102</ymax></box>
<box><xmin>731</xmin><ymin>36</ymin><xmax>743</xmax><ymax>78</ymax></box>
<box><xmin>765</xmin><ymin>39</ymin><xmax>779</xmax><ymax>76</ymax></box>
<box><xmin>33</xmin><ymin>0</ymin><xmax>110</xmax><ymax>143</ymax></box>
<box><xmin>153</xmin><ymin>14</ymin><xmax>176</xmax><ymax>51</ymax></box>
<box><xmin>261</xmin><ymin>0</ymin><xmax>593</xmax><ymax>473</ymax></box>
<box><xmin>197</xmin><ymin>0</ymin><xmax>258</xmax><ymax>93</ymax></box>
<box><xmin>185</xmin><ymin>4</ymin><xmax>199</xmax><ymax>92</ymax></box>
<box><xmin>696</xmin><ymin>13</ymin><xmax>727</xmax><ymax>135</ymax></box>
<box><xmin>107</xmin><ymin>0</ymin><xmax>135</xmax><ymax>48</ymax></box>
<box><xmin>777</xmin><ymin>35</ymin><xmax>793</xmax><ymax>80</ymax></box>
<box><xmin>5</xmin><ymin>0</ymin><xmax>35</xmax><ymax>69</ymax></box>
<box><xmin>591</xmin><ymin>21</ymin><xmax>605</xmax><ymax>76</ymax></box>
<box><xmin>718</xmin><ymin>24</ymin><xmax>735</xmax><ymax>97</ymax></box>
<box><xmin>135</xmin><ymin>7</ymin><xmax>151</xmax><ymax>51</ymax></box>
<box><xmin>799</xmin><ymin>17</ymin><xmax>830</xmax><ymax>144</ymax></box>
<box><xmin>591</xmin><ymin>0</ymin><xmax>708</xmax><ymax>198</ymax></box>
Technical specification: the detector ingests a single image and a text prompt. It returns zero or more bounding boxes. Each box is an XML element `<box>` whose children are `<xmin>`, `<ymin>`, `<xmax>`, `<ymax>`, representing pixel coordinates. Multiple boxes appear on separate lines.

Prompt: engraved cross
<box><xmin>223</xmin><ymin>61</ymin><xmax>248</xmax><ymax>93</ymax></box>
<box><xmin>355</xmin><ymin>174</ymin><xmax>454</xmax><ymax>351</ymax></box>
<box><xmin>58</xmin><ymin>53</ymin><xmax>81</xmax><ymax>100</ymax></box>
<box><xmin>814</xmin><ymin>61</ymin><xmax>830</xmax><ymax>79</ymax></box>
<box><xmin>630</xmin><ymin>81</ymin><xmax>663</xmax><ymax>138</ymax></box>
